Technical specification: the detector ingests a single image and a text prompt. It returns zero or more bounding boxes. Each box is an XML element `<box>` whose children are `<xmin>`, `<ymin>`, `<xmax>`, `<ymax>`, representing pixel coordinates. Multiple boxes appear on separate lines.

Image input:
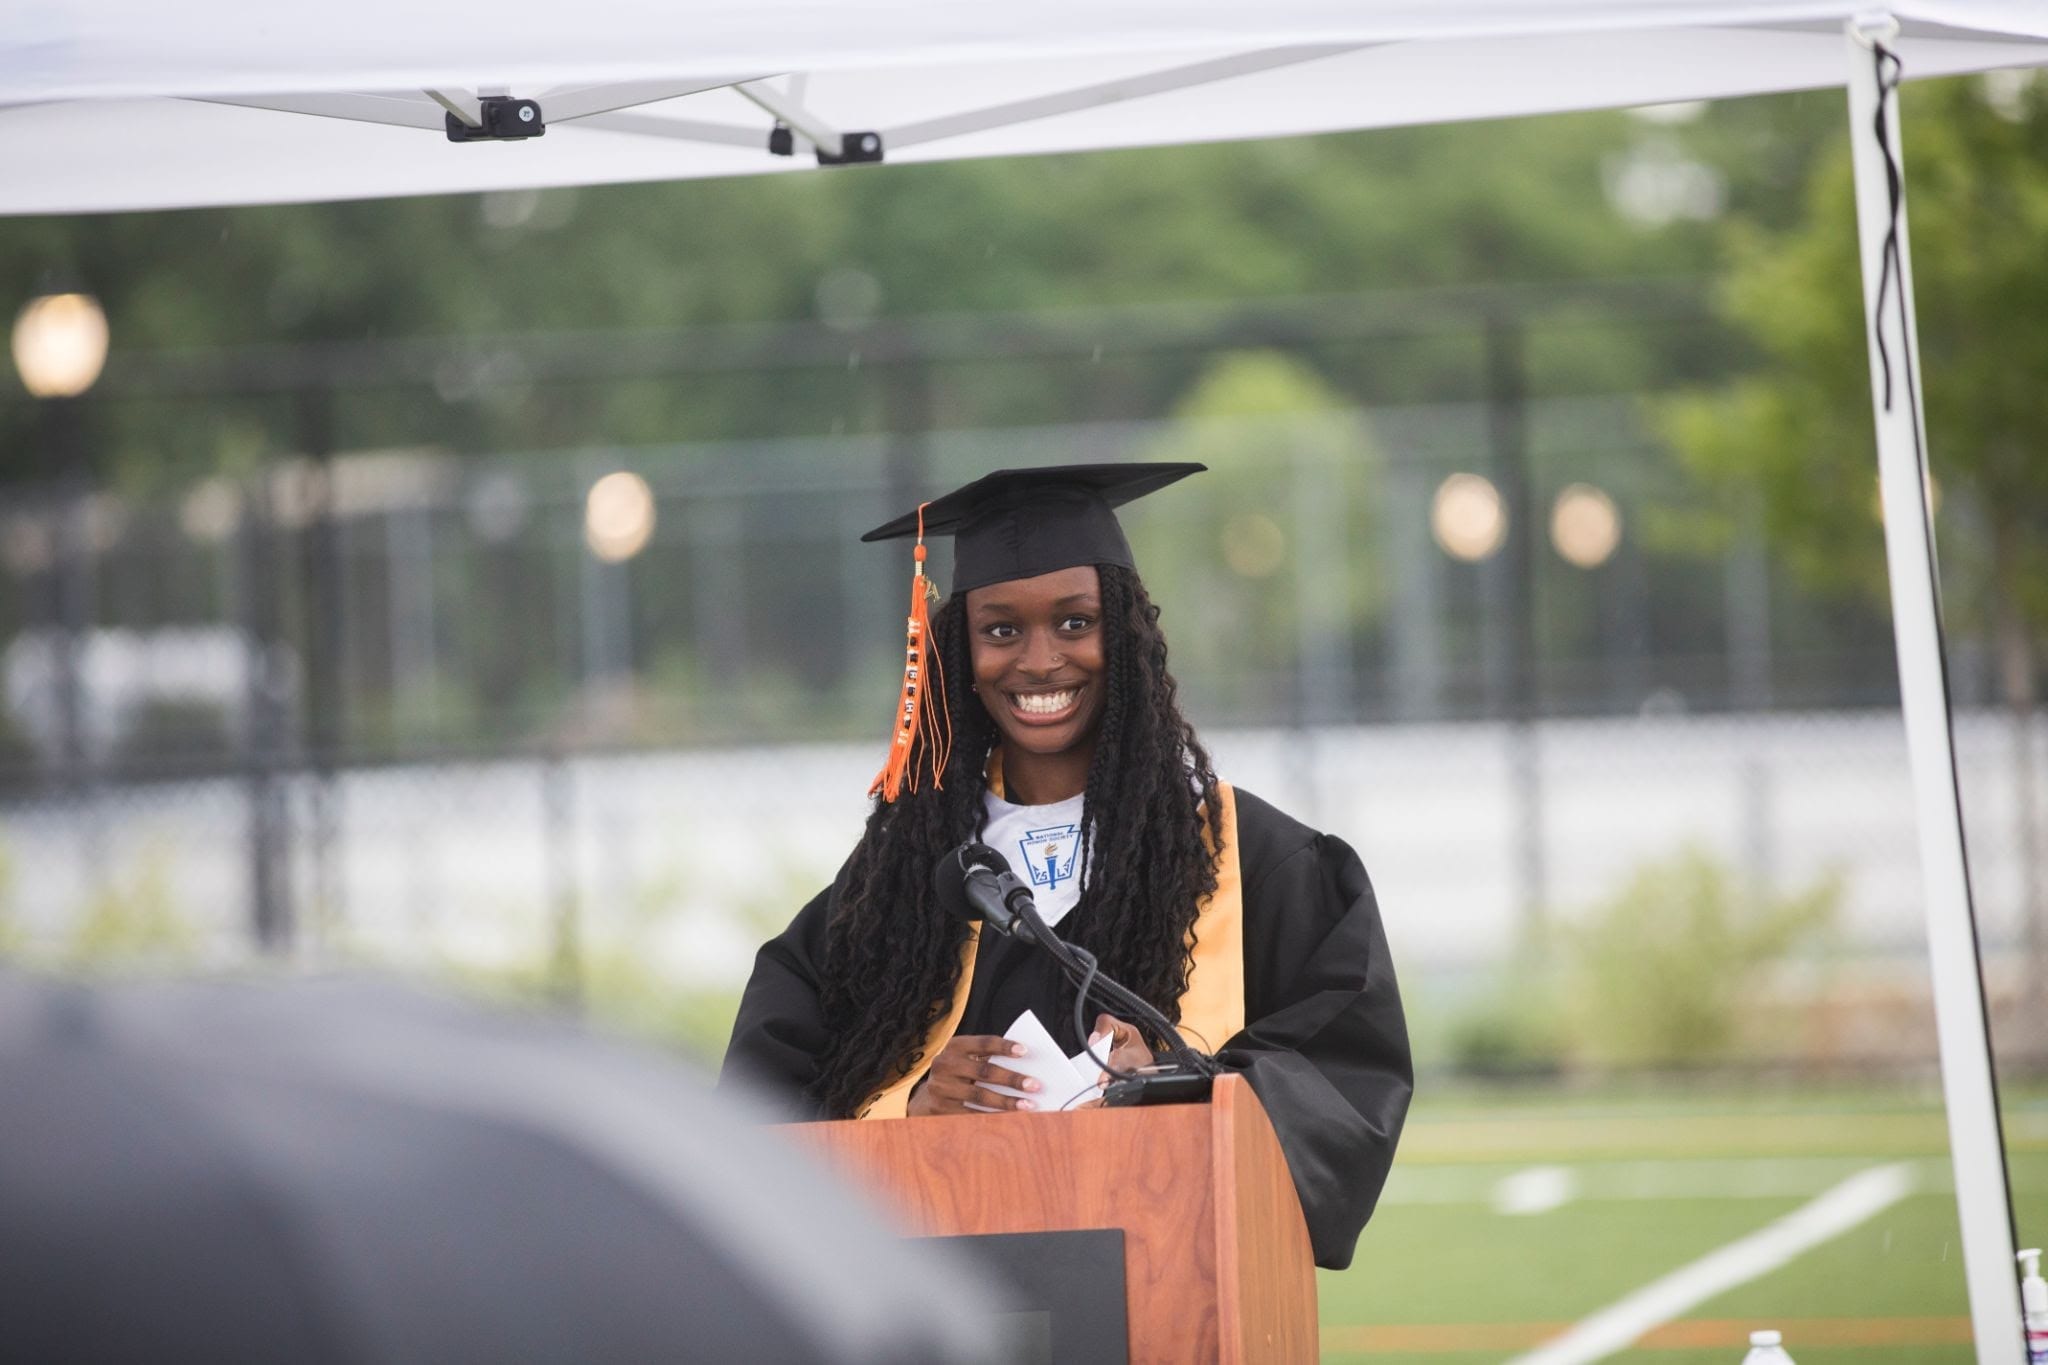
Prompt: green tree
<box><xmin>1663</xmin><ymin>72</ymin><xmax>2048</xmax><ymax>986</ymax></box>
<box><xmin>1128</xmin><ymin>350</ymin><xmax>1383</xmax><ymax>720</ymax></box>
<box><xmin>1666</xmin><ymin>73</ymin><xmax>2048</xmax><ymax>673</ymax></box>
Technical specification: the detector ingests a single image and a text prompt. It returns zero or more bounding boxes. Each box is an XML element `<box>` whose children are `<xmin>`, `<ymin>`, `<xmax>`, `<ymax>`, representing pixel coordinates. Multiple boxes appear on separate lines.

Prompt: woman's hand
<box><xmin>906</xmin><ymin>1034</ymin><xmax>1042</xmax><ymax>1116</ymax></box>
<box><xmin>1087</xmin><ymin>1013</ymin><xmax>1154</xmax><ymax>1083</ymax></box>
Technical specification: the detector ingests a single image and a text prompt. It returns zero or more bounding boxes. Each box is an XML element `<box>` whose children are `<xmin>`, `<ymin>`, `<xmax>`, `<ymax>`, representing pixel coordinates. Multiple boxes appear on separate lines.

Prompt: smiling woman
<box><xmin>719</xmin><ymin>462</ymin><xmax>1414</xmax><ymax>1271</ymax></box>
<box><xmin>965</xmin><ymin>564</ymin><xmax>1108</xmax><ymax>803</ymax></box>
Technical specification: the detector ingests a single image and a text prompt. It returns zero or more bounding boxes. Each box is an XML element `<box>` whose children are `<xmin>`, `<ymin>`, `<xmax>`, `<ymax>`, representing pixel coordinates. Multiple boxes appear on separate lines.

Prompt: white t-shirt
<box><xmin>980</xmin><ymin>788</ymin><xmax>1088</xmax><ymax>929</ymax></box>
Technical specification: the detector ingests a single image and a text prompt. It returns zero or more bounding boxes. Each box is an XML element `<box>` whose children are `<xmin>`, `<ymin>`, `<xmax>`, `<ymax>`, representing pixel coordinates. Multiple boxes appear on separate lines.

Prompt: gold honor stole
<box><xmin>859</xmin><ymin>778</ymin><xmax>1247</xmax><ymax>1119</ymax></box>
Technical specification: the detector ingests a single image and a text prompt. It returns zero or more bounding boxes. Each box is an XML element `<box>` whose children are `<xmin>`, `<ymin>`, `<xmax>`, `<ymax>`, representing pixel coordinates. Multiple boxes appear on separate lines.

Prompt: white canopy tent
<box><xmin>4</xmin><ymin>2</ymin><xmax>2042</xmax><ymax>1358</ymax></box>
<box><xmin>1</xmin><ymin>2</ymin><xmax>2046</xmax><ymax>212</ymax></box>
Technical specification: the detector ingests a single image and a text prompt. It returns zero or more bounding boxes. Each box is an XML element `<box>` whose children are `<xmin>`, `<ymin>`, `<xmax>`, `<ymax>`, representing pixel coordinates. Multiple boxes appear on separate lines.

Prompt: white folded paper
<box><xmin>965</xmin><ymin>1009</ymin><xmax>1111</xmax><ymax>1113</ymax></box>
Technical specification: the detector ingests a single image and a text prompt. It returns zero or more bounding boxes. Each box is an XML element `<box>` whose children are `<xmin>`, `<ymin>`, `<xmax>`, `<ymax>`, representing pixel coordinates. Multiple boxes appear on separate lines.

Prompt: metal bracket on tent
<box><xmin>433</xmin><ymin>91</ymin><xmax>545</xmax><ymax>142</ymax></box>
<box><xmin>740</xmin><ymin>79</ymin><xmax>882</xmax><ymax>165</ymax></box>
<box><xmin>814</xmin><ymin>131</ymin><xmax>883</xmax><ymax>165</ymax></box>
<box><xmin>768</xmin><ymin>124</ymin><xmax>883</xmax><ymax>164</ymax></box>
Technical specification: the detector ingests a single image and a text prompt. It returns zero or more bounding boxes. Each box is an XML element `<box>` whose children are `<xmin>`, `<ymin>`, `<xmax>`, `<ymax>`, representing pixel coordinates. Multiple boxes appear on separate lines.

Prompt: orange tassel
<box><xmin>870</xmin><ymin>505</ymin><xmax>952</xmax><ymax>802</ymax></box>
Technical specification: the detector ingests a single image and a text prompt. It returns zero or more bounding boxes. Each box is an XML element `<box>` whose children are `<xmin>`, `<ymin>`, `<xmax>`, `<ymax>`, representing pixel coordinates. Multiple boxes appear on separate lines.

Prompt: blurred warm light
<box><xmin>1431</xmin><ymin>472</ymin><xmax>1507</xmax><ymax>562</ymax></box>
<box><xmin>584</xmin><ymin>471</ymin><xmax>657</xmax><ymax>563</ymax></box>
<box><xmin>180</xmin><ymin>479</ymin><xmax>243</xmax><ymax>544</ymax></box>
<box><xmin>1221</xmin><ymin>512</ymin><xmax>1286</xmax><ymax>579</ymax></box>
<box><xmin>12</xmin><ymin>293</ymin><xmax>110</xmax><ymax>399</ymax></box>
<box><xmin>1551</xmin><ymin>483</ymin><xmax>1622</xmax><ymax>568</ymax></box>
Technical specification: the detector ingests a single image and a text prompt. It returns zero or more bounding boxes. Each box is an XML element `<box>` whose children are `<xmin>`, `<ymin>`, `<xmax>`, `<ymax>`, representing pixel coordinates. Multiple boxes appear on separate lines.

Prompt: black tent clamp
<box><xmin>768</xmin><ymin>123</ymin><xmax>884</xmax><ymax>165</ymax></box>
<box><xmin>444</xmin><ymin>95</ymin><xmax>545</xmax><ymax>142</ymax></box>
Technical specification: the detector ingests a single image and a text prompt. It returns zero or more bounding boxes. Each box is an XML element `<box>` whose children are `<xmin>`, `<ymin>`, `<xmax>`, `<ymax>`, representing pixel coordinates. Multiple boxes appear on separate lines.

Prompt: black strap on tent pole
<box><xmin>1868</xmin><ymin>40</ymin><xmax>1905</xmax><ymax>413</ymax></box>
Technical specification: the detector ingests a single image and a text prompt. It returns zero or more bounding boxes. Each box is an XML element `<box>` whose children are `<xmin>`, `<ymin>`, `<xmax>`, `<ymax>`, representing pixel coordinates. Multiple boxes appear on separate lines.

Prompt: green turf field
<box><xmin>1322</xmin><ymin>1085</ymin><xmax>2048</xmax><ymax>1363</ymax></box>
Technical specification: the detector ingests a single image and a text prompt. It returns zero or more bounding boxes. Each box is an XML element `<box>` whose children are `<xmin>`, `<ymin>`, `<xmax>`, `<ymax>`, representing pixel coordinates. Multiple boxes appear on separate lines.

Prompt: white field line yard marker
<box><xmin>1504</xmin><ymin>1162</ymin><xmax>1917</xmax><ymax>1365</ymax></box>
<box><xmin>1382</xmin><ymin>1155</ymin><xmax>1944</xmax><ymax>1207</ymax></box>
<box><xmin>1494</xmin><ymin>1165</ymin><xmax>1577</xmax><ymax>1215</ymax></box>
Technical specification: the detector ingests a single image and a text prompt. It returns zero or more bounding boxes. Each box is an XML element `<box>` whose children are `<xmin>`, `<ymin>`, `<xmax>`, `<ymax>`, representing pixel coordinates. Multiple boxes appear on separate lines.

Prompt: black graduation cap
<box><xmin>861</xmin><ymin>462</ymin><xmax>1205</xmax><ymax>593</ymax></box>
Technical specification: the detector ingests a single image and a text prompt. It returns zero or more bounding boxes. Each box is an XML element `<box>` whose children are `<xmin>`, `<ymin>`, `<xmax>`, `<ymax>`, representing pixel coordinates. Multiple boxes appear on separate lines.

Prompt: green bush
<box><xmin>1564</xmin><ymin>846</ymin><xmax>1838</xmax><ymax>1069</ymax></box>
<box><xmin>1442</xmin><ymin>976</ymin><xmax>1569</xmax><ymax>1079</ymax></box>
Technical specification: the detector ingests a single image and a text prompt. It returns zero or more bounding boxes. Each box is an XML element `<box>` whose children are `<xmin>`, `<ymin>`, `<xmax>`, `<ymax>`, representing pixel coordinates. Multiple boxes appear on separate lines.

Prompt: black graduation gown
<box><xmin>718</xmin><ymin>787</ymin><xmax>1413</xmax><ymax>1271</ymax></box>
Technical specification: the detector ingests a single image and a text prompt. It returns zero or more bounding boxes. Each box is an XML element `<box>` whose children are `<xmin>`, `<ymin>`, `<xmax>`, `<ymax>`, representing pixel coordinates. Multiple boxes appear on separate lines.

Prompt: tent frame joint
<box><xmin>766</xmin><ymin>119</ymin><xmax>882</xmax><ymax>165</ymax></box>
<box><xmin>814</xmin><ymin>131</ymin><xmax>883</xmax><ymax>165</ymax></box>
<box><xmin>443</xmin><ymin>95</ymin><xmax>546</xmax><ymax>142</ymax></box>
<box><xmin>1846</xmin><ymin>10</ymin><xmax>1900</xmax><ymax>47</ymax></box>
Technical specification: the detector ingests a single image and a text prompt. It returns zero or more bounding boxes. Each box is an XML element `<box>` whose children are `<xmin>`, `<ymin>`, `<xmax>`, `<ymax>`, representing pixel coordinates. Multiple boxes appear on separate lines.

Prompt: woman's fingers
<box><xmin>917</xmin><ymin>1034</ymin><xmax>1041</xmax><ymax>1112</ymax></box>
<box><xmin>972</xmin><ymin>1058</ymin><xmax>1038</xmax><ymax>1094</ymax></box>
<box><xmin>931</xmin><ymin>1071</ymin><xmax>1035</xmax><ymax>1111</ymax></box>
<box><xmin>947</xmin><ymin>1034</ymin><xmax>1024</xmax><ymax>1064</ymax></box>
<box><xmin>974</xmin><ymin>1087</ymin><xmax>1037</xmax><ymax>1112</ymax></box>
<box><xmin>959</xmin><ymin>1050</ymin><xmax>1038</xmax><ymax>1109</ymax></box>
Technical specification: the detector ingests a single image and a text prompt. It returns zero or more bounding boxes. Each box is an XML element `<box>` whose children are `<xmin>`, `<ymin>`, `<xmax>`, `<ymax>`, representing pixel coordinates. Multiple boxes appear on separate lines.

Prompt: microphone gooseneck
<box><xmin>931</xmin><ymin>839</ymin><xmax>1217</xmax><ymax>1083</ymax></box>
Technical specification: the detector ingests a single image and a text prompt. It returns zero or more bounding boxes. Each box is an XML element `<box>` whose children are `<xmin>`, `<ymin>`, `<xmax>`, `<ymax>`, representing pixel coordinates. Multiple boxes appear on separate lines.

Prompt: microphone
<box><xmin>932</xmin><ymin>840</ymin><xmax>1218</xmax><ymax>1092</ymax></box>
<box><xmin>932</xmin><ymin>842</ymin><xmax>1039</xmax><ymax>943</ymax></box>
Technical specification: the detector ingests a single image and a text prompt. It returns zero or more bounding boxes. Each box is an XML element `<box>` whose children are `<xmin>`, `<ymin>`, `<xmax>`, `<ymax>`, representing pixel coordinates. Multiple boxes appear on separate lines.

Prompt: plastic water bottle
<box><xmin>2020</xmin><ymin>1248</ymin><xmax>2048</xmax><ymax>1365</ymax></box>
<box><xmin>1741</xmin><ymin>1329</ymin><xmax>1795</xmax><ymax>1364</ymax></box>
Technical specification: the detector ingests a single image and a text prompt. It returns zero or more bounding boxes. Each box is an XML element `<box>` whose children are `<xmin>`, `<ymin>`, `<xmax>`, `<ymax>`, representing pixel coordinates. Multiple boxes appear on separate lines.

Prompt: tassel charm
<box><xmin>870</xmin><ymin>507</ymin><xmax>952</xmax><ymax>801</ymax></box>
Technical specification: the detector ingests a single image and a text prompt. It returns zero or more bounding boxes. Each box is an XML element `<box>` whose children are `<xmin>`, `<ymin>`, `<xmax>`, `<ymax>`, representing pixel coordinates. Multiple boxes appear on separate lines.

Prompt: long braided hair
<box><xmin>809</xmin><ymin>562</ymin><xmax>1222</xmax><ymax>1118</ymax></box>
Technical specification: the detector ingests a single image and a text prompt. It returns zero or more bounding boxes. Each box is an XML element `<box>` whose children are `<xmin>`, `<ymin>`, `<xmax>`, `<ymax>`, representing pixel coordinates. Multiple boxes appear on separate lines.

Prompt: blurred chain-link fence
<box><xmin>2</xmin><ymin>292</ymin><xmax>2041</xmax><ymax>1075</ymax></box>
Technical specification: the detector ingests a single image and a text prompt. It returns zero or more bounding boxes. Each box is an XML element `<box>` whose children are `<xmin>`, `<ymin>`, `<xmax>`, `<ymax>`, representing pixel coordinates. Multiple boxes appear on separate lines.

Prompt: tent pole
<box><xmin>1843</xmin><ymin>20</ymin><xmax>2023</xmax><ymax>1362</ymax></box>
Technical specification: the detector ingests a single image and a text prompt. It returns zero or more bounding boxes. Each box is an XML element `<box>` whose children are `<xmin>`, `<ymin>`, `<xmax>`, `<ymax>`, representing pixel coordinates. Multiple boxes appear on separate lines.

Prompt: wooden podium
<box><xmin>784</xmin><ymin>1074</ymin><xmax>1316</xmax><ymax>1364</ymax></box>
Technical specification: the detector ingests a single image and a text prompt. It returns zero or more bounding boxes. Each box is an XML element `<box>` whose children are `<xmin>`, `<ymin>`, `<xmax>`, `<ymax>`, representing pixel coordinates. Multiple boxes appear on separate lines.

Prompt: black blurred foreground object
<box><xmin>0</xmin><ymin>971</ymin><xmax>1008</xmax><ymax>1365</ymax></box>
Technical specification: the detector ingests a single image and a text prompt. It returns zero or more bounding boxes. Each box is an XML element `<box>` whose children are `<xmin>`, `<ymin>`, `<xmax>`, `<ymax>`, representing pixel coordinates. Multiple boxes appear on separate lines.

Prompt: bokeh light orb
<box><xmin>1431</xmin><ymin>472</ymin><xmax>1507</xmax><ymax>562</ymax></box>
<box><xmin>584</xmin><ymin>471</ymin><xmax>657</xmax><ymax>563</ymax></box>
<box><xmin>11</xmin><ymin>293</ymin><xmax>110</xmax><ymax>399</ymax></box>
<box><xmin>1550</xmin><ymin>483</ymin><xmax>1623</xmax><ymax>569</ymax></box>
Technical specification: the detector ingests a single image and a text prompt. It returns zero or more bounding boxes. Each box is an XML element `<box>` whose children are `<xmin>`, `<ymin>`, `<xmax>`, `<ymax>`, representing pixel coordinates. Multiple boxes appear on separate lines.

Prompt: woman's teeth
<box><xmin>1013</xmin><ymin>689</ymin><xmax>1077</xmax><ymax>715</ymax></box>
